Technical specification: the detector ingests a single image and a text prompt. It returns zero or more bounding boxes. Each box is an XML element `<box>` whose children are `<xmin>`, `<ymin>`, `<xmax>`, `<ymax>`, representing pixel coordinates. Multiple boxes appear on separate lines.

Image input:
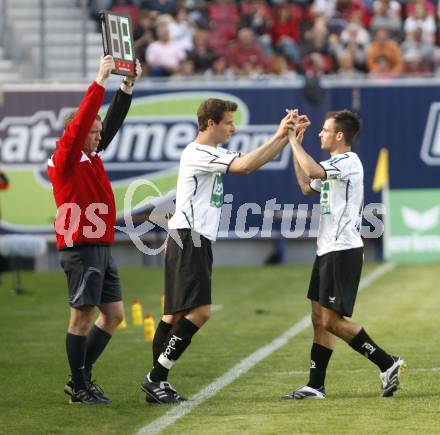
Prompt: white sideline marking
<box><xmin>135</xmin><ymin>263</ymin><xmax>395</xmax><ymax>435</ymax></box>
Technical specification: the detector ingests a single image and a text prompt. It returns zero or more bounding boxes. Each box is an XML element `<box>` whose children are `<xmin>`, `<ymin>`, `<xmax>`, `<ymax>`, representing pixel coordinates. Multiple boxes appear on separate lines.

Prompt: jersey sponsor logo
<box><xmin>320</xmin><ymin>181</ymin><xmax>331</xmax><ymax>214</ymax></box>
<box><xmin>210</xmin><ymin>173</ymin><xmax>224</xmax><ymax>208</ymax></box>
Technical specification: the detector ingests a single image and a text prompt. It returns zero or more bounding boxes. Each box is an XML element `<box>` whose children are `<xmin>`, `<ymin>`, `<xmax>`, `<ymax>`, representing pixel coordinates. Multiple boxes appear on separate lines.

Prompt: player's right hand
<box><xmin>276</xmin><ymin>109</ymin><xmax>298</xmax><ymax>137</ymax></box>
<box><xmin>96</xmin><ymin>55</ymin><xmax>115</xmax><ymax>85</ymax></box>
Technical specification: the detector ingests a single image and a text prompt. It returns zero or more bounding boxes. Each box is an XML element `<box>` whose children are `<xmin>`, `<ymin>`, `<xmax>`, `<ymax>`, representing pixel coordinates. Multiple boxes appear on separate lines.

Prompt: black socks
<box><xmin>66</xmin><ymin>333</ymin><xmax>87</xmax><ymax>390</ymax></box>
<box><xmin>150</xmin><ymin>317</ymin><xmax>199</xmax><ymax>382</ymax></box>
<box><xmin>349</xmin><ymin>328</ymin><xmax>394</xmax><ymax>372</ymax></box>
<box><xmin>152</xmin><ymin>320</ymin><xmax>173</xmax><ymax>365</ymax></box>
<box><xmin>84</xmin><ymin>325</ymin><xmax>112</xmax><ymax>381</ymax></box>
<box><xmin>307</xmin><ymin>342</ymin><xmax>333</xmax><ymax>389</ymax></box>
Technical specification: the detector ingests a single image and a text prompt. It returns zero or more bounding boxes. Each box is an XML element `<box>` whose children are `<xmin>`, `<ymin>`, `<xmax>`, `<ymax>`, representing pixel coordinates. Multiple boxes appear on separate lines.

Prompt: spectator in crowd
<box><xmin>207</xmin><ymin>0</ymin><xmax>240</xmax><ymax>56</ymax></box>
<box><xmin>90</xmin><ymin>0</ymin><xmax>440</xmax><ymax>79</ymax></box>
<box><xmin>303</xmin><ymin>51</ymin><xmax>332</xmax><ymax>76</ymax></box>
<box><xmin>366</xmin><ymin>27</ymin><xmax>403</xmax><ymax>74</ymax></box>
<box><xmin>172</xmin><ymin>58</ymin><xmax>197</xmax><ymax>80</ymax></box>
<box><xmin>323</xmin><ymin>0</ymin><xmax>369</xmax><ymax>32</ymax></box>
<box><xmin>88</xmin><ymin>0</ymin><xmax>112</xmax><ymax>22</ymax></box>
<box><xmin>141</xmin><ymin>0</ymin><xmax>176</xmax><ymax>15</ymax></box>
<box><xmin>271</xmin><ymin>2</ymin><xmax>302</xmax><ymax>65</ymax></box>
<box><xmin>402</xmin><ymin>48</ymin><xmax>432</xmax><ymax>74</ymax></box>
<box><xmin>336</xmin><ymin>49</ymin><xmax>364</xmax><ymax>77</ymax></box>
<box><xmin>269</xmin><ymin>53</ymin><xmax>297</xmax><ymax>78</ymax></box>
<box><xmin>335</xmin><ymin>0</ymin><xmax>370</xmax><ymax>28</ymax></box>
<box><xmin>301</xmin><ymin>15</ymin><xmax>335</xmax><ymax>74</ymax></box>
<box><xmin>401</xmin><ymin>27</ymin><xmax>435</xmax><ymax>71</ymax></box>
<box><xmin>146</xmin><ymin>19</ymin><xmax>187</xmax><ymax>76</ymax></box>
<box><xmin>312</xmin><ymin>0</ymin><xmax>337</xmax><ymax>20</ymax></box>
<box><xmin>111</xmin><ymin>0</ymin><xmax>140</xmax><ymax>27</ymax></box>
<box><xmin>405</xmin><ymin>0</ymin><xmax>436</xmax><ymax>18</ymax></box>
<box><xmin>225</xmin><ymin>27</ymin><xmax>268</xmax><ymax>77</ymax></box>
<box><xmin>404</xmin><ymin>1</ymin><xmax>436</xmax><ymax>46</ymax></box>
<box><xmin>189</xmin><ymin>29</ymin><xmax>216</xmax><ymax>73</ymax></box>
<box><xmin>240</xmin><ymin>0</ymin><xmax>273</xmax><ymax>57</ymax></box>
<box><xmin>334</xmin><ymin>17</ymin><xmax>371</xmax><ymax>71</ymax></box>
<box><xmin>204</xmin><ymin>55</ymin><xmax>234</xmax><ymax>80</ymax></box>
<box><xmin>133</xmin><ymin>9</ymin><xmax>156</xmax><ymax>67</ymax></box>
<box><xmin>370</xmin><ymin>0</ymin><xmax>402</xmax><ymax>39</ymax></box>
<box><xmin>169</xmin><ymin>7</ymin><xmax>195</xmax><ymax>51</ymax></box>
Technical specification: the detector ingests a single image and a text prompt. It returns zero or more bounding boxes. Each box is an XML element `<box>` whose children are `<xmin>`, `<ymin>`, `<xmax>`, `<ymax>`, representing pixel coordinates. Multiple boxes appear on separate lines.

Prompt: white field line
<box><xmin>135</xmin><ymin>262</ymin><xmax>395</xmax><ymax>435</ymax></box>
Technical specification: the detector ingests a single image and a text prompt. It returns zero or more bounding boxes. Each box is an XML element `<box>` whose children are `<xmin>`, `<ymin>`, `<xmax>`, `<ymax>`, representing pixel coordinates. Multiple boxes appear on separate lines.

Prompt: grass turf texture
<box><xmin>0</xmin><ymin>263</ymin><xmax>439</xmax><ymax>434</ymax></box>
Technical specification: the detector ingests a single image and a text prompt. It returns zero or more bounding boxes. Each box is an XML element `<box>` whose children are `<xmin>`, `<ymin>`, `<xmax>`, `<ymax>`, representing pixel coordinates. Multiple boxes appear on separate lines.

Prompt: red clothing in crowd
<box><xmin>226</xmin><ymin>41</ymin><xmax>267</xmax><ymax>71</ymax></box>
<box><xmin>271</xmin><ymin>5</ymin><xmax>303</xmax><ymax>44</ymax></box>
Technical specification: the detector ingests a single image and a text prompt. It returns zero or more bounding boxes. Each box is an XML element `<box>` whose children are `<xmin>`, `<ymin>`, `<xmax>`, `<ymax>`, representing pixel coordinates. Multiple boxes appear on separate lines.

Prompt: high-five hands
<box><xmin>285</xmin><ymin>109</ymin><xmax>311</xmax><ymax>146</ymax></box>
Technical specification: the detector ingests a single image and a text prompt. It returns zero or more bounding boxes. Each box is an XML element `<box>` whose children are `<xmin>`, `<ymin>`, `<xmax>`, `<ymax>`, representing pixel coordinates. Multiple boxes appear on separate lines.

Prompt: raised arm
<box><xmin>55</xmin><ymin>55</ymin><xmax>114</xmax><ymax>174</ymax></box>
<box><xmin>288</xmin><ymin>112</ymin><xmax>325</xmax><ymax>180</ymax></box>
<box><xmin>228</xmin><ymin>111</ymin><xmax>294</xmax><ymax>175</ymax></box>
<box><xmin>289</xmin><ymin>115</ymin><xmax>319</xmax><ymax>195</ymax></box>
<box><xmin>98</xmin><ymin>59</ymin><xmax>142</xmax><ymax>152</ymax></box>
<box><xmin>293</xmin><ymin>153</ymin><xmax>317</xmax><ymax>196</ymax></box>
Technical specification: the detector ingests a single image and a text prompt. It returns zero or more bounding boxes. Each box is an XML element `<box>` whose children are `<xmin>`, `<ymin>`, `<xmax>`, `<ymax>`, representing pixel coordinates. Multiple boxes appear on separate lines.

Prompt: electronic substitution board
<box><xmin>100</xmin><ymin>11</ymin><xmax>135</xmax><ymax>77</ymax></box>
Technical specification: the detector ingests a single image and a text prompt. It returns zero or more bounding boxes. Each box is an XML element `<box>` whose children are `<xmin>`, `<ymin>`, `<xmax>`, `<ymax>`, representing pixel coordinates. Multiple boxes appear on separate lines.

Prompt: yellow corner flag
<box><xmin>372</xmin><ymin>148</ymin><xmax>389</xmax><ymax>192</ymax></box>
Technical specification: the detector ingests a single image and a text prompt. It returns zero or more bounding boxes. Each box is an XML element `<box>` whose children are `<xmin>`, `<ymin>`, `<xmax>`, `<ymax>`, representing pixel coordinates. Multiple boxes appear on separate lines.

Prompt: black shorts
<box><xmin>307</xmin><ymin>247</ymin><xmax>363</xmax><ymax>317</ymax></box>
<box><xmin>59</xmin><ymin>245</ymin><xmax>122</xmax><ymax>308</ymax></box>
<box><xmin>164</xmin><ymin>229</ymin><xmax>213</xmax><ymax>315</ymax></box>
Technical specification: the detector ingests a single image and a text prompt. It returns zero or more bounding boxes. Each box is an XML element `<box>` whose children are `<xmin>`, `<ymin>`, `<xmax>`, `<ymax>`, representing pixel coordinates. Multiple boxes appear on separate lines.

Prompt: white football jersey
<box><xmin>310</xmin><ymin>152</ymin><xmax>364</xmax><ymax>256</ymax></box>
<box><xmin>168</xmin><ymin>142</ymin><xmax>239</xmax><ymax>241</ymax></box>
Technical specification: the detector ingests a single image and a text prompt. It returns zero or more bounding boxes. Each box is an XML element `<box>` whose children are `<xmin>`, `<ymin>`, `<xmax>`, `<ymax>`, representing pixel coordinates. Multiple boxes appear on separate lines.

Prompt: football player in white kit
<box><xmin>283</xmin><ymin>109</ymin><xmax>405</xmax><ymax>400</ymax></box>
<box><xmin>140</xmin><ymin>98</ymin><xmax>295</xmax><ymax>403</ymax></box>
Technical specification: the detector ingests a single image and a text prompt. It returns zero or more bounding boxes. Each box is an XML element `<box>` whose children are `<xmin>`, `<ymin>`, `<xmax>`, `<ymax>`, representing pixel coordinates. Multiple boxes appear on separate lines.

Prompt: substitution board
<box><xmin>100</xmin><ymin>11</ymin><xmax>136</xmax><ymax>77</ymax></box>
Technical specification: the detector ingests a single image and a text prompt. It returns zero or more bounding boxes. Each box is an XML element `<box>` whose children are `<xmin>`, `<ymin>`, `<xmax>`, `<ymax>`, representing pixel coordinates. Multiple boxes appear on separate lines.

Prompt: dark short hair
<box><xmin>197</xmin><ymin>98</ymin><xmax>237</xmax><ymax>131</ymax></box>
<box><xmin>63</xmin><ymin>111</ymin><xmax>102</xmax><ymax>130</ymax></box>
<box><xmin>326</xmin><ymin>110</ymin><xmax>361</xmax><ymax>146</ymax></box>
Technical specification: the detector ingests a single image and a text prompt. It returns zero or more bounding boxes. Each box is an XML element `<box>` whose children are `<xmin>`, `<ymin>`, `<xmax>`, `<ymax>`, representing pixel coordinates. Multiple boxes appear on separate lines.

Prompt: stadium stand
<box><xmin>1</xmin><ymin>0</ymin><xmax>101</xmax><ymax>81</ymax></box>
<box><xmin>0</xmin><ymin>0</ymin><xmax>440</xmax><ymax>81</ymax></box>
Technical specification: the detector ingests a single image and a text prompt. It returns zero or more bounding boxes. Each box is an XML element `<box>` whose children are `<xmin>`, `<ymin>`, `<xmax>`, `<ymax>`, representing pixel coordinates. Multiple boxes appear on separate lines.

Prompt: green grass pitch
<box><xmin>0</xmin><ymin>263</ymin><xmax>439</xmax><ymax>434</ymax></box>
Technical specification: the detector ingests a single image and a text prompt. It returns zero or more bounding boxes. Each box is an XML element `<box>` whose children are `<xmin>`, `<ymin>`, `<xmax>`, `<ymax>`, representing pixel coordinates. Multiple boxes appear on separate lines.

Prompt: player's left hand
<box><xmin>277</xmin><ymin>109</ymin><xmax>298</xmax><ymax>137</ymax></box>
<box><xmin>286</xmin><ymin>111</ymin><xmax>310</xmax><ymax>145</ymax></box>
<box><xmin>123</xmin><ymin>59</ymin><xmax>142</xmax><ymax>84</ymax></box>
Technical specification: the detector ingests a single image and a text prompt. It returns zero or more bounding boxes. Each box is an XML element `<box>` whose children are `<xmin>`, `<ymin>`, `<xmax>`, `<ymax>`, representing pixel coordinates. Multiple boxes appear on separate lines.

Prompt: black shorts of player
<box><xmin>59</xmin><ymin>245</ymin><xmax>122</xmax><ymax>308</ymax></box>
<box><xmin>164</xmin><ymin>229</ymin><xmax>213</xmax><ymax>315</ymax></box>
<box><xmin>307</xmin><ymin>247</ymin><xmax>363</xmax><ymax>317</ymax></box>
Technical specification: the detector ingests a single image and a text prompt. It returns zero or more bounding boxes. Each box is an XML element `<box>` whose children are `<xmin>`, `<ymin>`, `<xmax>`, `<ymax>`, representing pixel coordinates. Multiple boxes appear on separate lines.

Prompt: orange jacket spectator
<box><xmin>366</xmin><ymin>28</ymin><xmax>403</xmax><ymax>74</ymax></box>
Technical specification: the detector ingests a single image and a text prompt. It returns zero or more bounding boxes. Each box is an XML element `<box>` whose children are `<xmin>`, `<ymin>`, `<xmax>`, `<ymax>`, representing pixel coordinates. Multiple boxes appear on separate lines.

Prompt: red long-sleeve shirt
<box><xmin>48</xmin><ymin>81</ymin><xmax>116</xmax><ymax>250</ymax></box>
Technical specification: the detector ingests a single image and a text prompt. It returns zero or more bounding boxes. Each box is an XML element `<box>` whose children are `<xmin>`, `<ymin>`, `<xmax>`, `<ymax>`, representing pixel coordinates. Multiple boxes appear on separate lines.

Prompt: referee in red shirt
<box><xmin>48</xmin><ymin>55</ymin><xmax>141</xmax><ymax>404</ymax></box>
